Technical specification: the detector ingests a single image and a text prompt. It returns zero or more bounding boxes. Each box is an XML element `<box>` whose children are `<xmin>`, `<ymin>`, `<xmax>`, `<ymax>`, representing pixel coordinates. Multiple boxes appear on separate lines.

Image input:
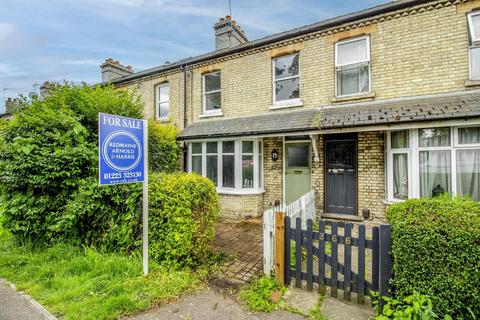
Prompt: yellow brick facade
<box><xmin>114</xmin><ymin>0</ymin><xmax>478</xmax><ymax>221</ymax></box>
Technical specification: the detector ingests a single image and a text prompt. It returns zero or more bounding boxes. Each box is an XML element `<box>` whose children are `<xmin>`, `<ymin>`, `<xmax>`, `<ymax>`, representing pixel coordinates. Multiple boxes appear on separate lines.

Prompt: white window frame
<box><xmin>386</xmin><ymin>126</ymin><xmax>480</xmax><ymax>202</ymax></box>
<box><xmin>156</xmin><ymin>83</ymin><xmax>169</xmax><ymax>121</ymax></box>
<box><xmin>334</xmin><ymin>35</ymin><xmax>371</xmax><ymax>98</ymax></box>
<box><xmin>202</xmin><ymin>71</ymin><xmax>222</xmax><ymax>116</ymax></box>
<box><xmin>468</xmin><ymin>12</ymin><xmax>480</xmax><ymax>80</ymax></box>
<box><xmin>187</xmin><ymin>138</ymin><xmax>264</xmax><ymax>195</ymax></box>
<box><xmin>272</xmin><ymin>53</ymin><xmax>301</xmax><ymax>107</ymax></box>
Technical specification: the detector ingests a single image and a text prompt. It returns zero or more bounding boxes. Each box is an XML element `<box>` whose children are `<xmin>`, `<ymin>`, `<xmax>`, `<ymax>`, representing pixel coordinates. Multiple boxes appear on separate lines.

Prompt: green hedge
<box><xmin>387</xmin><ymin>196</ymin><xmax>480</xmax><ymax>319</ymax></box>
<box><xmin>148</xmin><ymin>120</ymin><xmax>178</xmax><ymax>173</ymax></box>
<box><xmin>149</xmin><ymin>172</ymin><xmax>219</xmax><ymax>268</ymax></box>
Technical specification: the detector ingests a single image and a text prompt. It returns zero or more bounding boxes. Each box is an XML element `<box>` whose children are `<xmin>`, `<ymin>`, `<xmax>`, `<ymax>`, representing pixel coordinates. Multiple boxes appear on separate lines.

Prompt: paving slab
<box><xmin>0</xmin><ymin>279</ymin><xmax>56</xmax><ymax>320</ymax></box>
<box><xmin>321</xmin><ymin>296</ymin><xmax>374</xmax><ymax>320</ymax></box>
<box><xmin>127</xmin><ymin>289</ymin><xmax>304</xmax><ymax>320</ymax></box>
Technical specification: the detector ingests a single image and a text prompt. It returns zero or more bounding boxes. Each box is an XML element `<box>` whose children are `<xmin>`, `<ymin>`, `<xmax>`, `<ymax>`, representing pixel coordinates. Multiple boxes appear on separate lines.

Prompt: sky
<box><xmin>0</xmin><ymin>0</ymin><xmax>385</xmax><ymax>113</ymax></box>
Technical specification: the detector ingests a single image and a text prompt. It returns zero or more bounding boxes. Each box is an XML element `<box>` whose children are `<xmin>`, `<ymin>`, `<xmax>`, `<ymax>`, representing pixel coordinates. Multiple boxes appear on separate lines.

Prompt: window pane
<box><xmin>275</xmin><ymin>78</ymin><xmax>300</xmax><ymax>101</ymax></box>
<box><xmin>223</xmin><ymin>141</ymin><xmax>235</xmax><ymax>153</ymax></box>
<box><xmin>242</xmin><ymin>155</ymin><xmax>254</xmax><ymax>188</ymax></box>
<box><xmin>337</xmin><ymin>65</ymin><xmax>369</xmax><ymax>96</ymax></box>
<box><xmin>207</xmin><ymin>142</ymin><xmax>217</xmax><ymax>153</ymax></box>
<box><xmin>457</xmin><ymin>150</ymin><xmax>480</xmax><ymax>201</ymax></box>
<box><xmin>393</xmin><ymin>153</ymin><xmax>408</xmax><ymax>200</ymax></box>
<box><xmin>470</xmin><ymin>47</ymin><xmax>480</xmax><ymax>79</ymax></box>
<box><xmin>258</xmin><ymin>153</ymin><xmax>263</xmax><ymax>188</ymax></box>
<box><xmin>391</xmin><ymin>130</ymin><xmax>409</xmax><ymax>149</ymax></box>
<box><xmin>192</xmin><ymin>142</ymin><xmax>202</xmax><ymax>154</ymax></box>
<box><xmin>205</xmin><ymin>91</ymin><xmax>221</xmax><ymax>111</ymax></box>
<box><xmin>470</xmin><ymin>14</ymin><xmax>480</xmax><ymax>40</ymax></box>
<box><xmin>419</xmin><ymin>150</ymin><xmax>451</xmax><ymax>197</ymax></box>
<box><xmin>222</xmin><ymin>155</ymin><xmax>235</xmax><ymax>188</ymax></box>
<box><xmin>159</xmin><ymin>102</ymin><xmax>169</xmax><ymax>118</ymax></box>
<box><xmin>204</xmin><ymin>72</ymin><xmax>221</xmax><ymax>92</ymax></box>
<box><xmin>158</xmin><ymin>85</ymin><xmax>169</xmax><ymax>102</ymax></box>
<box><xmin>192</xmin><ymin>155</ymin><xmax>202</xmax><ymax>174</ymax></box>
<box><xmin>337</xmin><ymin>38</ymin><xmax>368</xmax><ymax>66</ymax></box>
<box><xmin>274</xmin><ymin>54</ymin><xmax>299</xmax><ymax>79</ymax></box>
<box><xmin>459</xmin><ymin>127</ymin><xmax>480</xmax><ymax>144</ymax></box>
<box><xmin>242</xmin><ymin>141</ymin><xmax>253</xmax><ymax>153</ymax></box>
<box><xmin>206</xmin><ymin>155</ymin><xmax>218</xmax><ymax>186</ymax></box>
<box><xmin>287</xmin><ymin>145</ymin><xmax>309</xmax><ymax>167</ymax></box>
<box><xmin>419</xmin><ymin>128</ymin><xmax>450</xmax><ymax>147</ymax></box>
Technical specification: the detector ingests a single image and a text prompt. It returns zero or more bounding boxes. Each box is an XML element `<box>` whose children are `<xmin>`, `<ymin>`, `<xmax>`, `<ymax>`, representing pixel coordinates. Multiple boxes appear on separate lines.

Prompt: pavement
<box><xmin>0</xmin><ymin>279</ymin><xmax>56</xmax><ymax>320</ymax></box>
<box><xmin>126</xmin><ymin>288</ymin><xmax>304</xmax><ymax>320</ymax></box>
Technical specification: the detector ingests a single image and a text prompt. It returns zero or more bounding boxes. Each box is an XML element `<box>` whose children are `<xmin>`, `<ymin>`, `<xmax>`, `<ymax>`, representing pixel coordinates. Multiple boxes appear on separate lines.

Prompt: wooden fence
<box><xmin>263</xmin><ymin>190</ymin><xmax>315</xmax><ymax>277</ymax></box>
<box><xmin>275</xmin><ymin>214</ymin><xmax>392</xmax><ymax>304</ymax></box>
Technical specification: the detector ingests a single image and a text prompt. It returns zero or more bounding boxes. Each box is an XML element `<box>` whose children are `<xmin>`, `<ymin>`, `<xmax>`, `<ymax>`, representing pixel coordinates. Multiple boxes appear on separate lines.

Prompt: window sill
<box><xmin>331</xmin><ymin>92</ymin><xmax>376</xmax><ymax>103</ymax></box>
<box><xmin>465</xmin><ymin>79</ymin><xmax>480</xmax><ymax>87</ymax></box>
<box><xmin>156</xmin><ymin>117</ymin><xmax>170</xmax><ymax>122</ymax></box>
<box><xmin>382</xmin><ymin>198</ymin><xmax>406</xmax><ymax>205</ymax></box>
<box><xmin>199</xmin><ymin>112</ymin><xmax>223</xmax><ymax>119</ymax></box>
<box><xmin>321</xmin><ymin>213</ymin><xmax>364</xmax><ymax>222</ymax></box>
<box><xmin>217</xmin><ymin>188</ymin><xmax>265</xmax><ymax>195</ymax></box>
<box><xmin>269</xmin><ymin>100</ymin><xmax>303</xmax><ymax>110</ymax></box>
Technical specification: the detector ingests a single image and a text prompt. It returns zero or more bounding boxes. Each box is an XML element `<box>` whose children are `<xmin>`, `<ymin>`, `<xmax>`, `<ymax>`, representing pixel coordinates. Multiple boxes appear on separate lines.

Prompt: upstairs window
<box><xmin>468</xmin><ymin>12</ymin><xmax>480</xmax><ymax>79</ymax></box>
<box><xmin>203</xmin><ymin>71</ymin><xmax>221</xmax><ymax>115</ymax></box>
<box><xmin>156</xmin><ymin>83</ymin><xmax>169</xmax><ymax>120</ymax></box>
<box><xmin>273</xmin><ymin>53</ymin><xmax>300</xmax><ymax>104</ymax></box>
<box><xmin>335</xmin><ymin>36</ymin><xmax>370</xmax><ymax>97</ymax></box>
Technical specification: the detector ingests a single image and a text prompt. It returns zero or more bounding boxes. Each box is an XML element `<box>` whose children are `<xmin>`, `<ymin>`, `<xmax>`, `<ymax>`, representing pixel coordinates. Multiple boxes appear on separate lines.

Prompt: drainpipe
<box><xmin>182</xmin><ymin>64</ymin><xmax>188</xmax><ymax>172</ymax></box>
<box><xmin>310</xmin><ymin>134</ymin><xmax>320</xmax><ymax>162</ymax></box>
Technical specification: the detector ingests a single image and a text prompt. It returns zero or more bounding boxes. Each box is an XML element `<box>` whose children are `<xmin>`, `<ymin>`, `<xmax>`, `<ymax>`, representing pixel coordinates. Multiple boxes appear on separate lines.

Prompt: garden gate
<box><xmin>275</xmin><ymin>214</ymin><xmax>392</xmax><ymax>304</ymax></box>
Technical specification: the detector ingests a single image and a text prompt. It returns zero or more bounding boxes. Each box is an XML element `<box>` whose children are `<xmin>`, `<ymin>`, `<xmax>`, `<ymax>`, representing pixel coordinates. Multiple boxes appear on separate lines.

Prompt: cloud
<box><xmin>0</xmin><ymin>63</ymin><xmax>28</xmax><ymax>78</ymax></box>
<box><xmin>63</xmin><ymin>59</ymin><xmax>102</xmax><ymax>66</ymax></box>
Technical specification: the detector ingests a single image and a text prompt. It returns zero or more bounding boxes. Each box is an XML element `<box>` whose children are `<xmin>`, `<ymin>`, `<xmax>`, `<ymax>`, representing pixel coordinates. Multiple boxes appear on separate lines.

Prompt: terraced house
<box><xmin>102</xmin><ymin>0</ymin><xmax>480</xmax><ymax>222</ymax></box>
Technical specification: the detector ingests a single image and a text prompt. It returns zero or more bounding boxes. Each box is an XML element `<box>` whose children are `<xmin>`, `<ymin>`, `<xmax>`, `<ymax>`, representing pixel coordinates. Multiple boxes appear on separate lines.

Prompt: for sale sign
<box><xmin>98</xmin><ymin>113</ymin><xmax>146</xmax><ymax>185</ymax></box>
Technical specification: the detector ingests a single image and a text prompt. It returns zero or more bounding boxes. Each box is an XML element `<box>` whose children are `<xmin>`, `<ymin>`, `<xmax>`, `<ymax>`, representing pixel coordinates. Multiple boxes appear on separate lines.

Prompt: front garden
<box><xmin>0</xmin><ymin>84</ymin><xmax>220</xmax><ymax>319</ymax></box>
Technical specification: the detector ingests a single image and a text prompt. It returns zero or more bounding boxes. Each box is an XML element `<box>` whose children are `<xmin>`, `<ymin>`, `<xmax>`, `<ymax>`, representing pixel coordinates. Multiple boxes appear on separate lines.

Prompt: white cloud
<box><xmin>63</xmin><ymin>59</ymin><xmax>102</xmax><ymax>66</ymax></box>
<box><xmin>0</xmin><ymin>63</ymin><xmax>28</xmax><ymax>78</ymax></box>
<box><xmin>0</xmin><ymin>22</ymin><xmax>17</xmax><ymax>41</ymax></box>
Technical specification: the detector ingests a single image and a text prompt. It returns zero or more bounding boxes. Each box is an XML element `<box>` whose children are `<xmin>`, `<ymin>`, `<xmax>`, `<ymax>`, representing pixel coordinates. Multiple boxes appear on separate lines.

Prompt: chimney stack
<box><xmin>5</xmin><ymin>97</ymin><xmax>20</xmax><ymax>114</ymax></box>
<box><xmin>100</xmin><ymin>58</ymin><xmax>134</xmax><ymax>83</ymax></box>
<box><xmin>214</xmin><ymin>16</ymin><xmax>248</xmax><ymax>51</ymax></box>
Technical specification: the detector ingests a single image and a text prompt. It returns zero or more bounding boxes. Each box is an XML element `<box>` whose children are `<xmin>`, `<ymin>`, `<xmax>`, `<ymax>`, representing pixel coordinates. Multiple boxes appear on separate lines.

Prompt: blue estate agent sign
<box><xmin>99</xmin><ymin>113</ymin><xmax>146</xmax><ymax>185</ymax></box>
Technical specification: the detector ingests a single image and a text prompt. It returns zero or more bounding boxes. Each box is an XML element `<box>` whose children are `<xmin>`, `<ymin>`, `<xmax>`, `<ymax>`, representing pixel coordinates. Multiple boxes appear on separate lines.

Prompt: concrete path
<box><xmin>0</xmin><ymin>279</ymin><xmax>56</xmax><ymax>320</ymax></box>
<box><xmin>127</xmin><ymin>289</ymin><xmax>304</xmax><ymax>320</ymax></box>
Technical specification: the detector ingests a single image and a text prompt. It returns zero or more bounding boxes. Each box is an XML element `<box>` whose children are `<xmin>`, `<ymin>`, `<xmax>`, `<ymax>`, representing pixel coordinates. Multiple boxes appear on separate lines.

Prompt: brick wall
<box><xmin>357</xmin><ymin>131</ymin><xmax>386</xmax><ymax>222</ymax></box>
<box><xmin>263</xmin><ymin>137</ymin><xmax>283</xmax><ymax>209</ymax></box>
<box><xmin>219</xmin><ymin>193</ymin><xmax>264</xmax><ymax>220</ymax></box>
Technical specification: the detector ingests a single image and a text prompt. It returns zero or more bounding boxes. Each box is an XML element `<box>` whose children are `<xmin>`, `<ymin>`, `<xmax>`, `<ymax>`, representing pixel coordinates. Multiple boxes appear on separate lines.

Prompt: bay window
<box><xmin>188</xmin><ymin>139</ymin><xmax>264</xmax><ymax>193</ymax></box>
<box><xmin>335</xmin><ymin>36</ymin><xmax>370</xmax><ymax>97</ymax></box>
<box><xmin>387</xmin><ymin>126</ymin><xmax>480</xmax><ymax>201</ymax></box>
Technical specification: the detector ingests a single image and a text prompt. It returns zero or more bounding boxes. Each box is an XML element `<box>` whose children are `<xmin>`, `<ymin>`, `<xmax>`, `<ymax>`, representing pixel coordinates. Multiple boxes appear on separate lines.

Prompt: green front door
<box><xmin>285</xmin><ymin>143</ymin><xmax>312</xmax><ymax>204</ymax></box>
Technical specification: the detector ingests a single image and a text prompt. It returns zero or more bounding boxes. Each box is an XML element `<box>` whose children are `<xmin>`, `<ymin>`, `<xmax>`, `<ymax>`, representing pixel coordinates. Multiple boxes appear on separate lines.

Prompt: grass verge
<box><xmin>238</xmin><ymin>276</ymin><xmax>285</xmax><ymax>312</ymax></box>
<box><xmin>0</xmin><ymin>241</ymin><xmax>204</xmax><ymax>320</ymax></box>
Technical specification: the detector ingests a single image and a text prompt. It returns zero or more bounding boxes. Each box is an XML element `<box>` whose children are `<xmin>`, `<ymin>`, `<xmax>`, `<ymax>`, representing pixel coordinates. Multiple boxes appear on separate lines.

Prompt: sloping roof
<box><xmin>178</xmin><ymin>90</ymin><xmax>480</xmax><ymax>140</ymax></box>
<box><xmin>112</xmin><ymin>0</ymin><xmax>428</xmax><ymax>85</ymax></box>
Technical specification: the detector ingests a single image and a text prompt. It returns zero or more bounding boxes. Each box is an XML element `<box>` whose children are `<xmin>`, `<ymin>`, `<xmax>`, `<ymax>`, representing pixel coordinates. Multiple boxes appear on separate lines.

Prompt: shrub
<box><xmin>387</xmin><ymin>196</ymin><xmax>480</xmax><ymax>319</ymax></box>
<box><xmin>148</xmin><ymin>172</ymin><xmax>219</xmax><ymax>268</ymax></box>
<box><xmin>148</xmin><ymin>120</ymin><xmax>178</xmax><ymax>173</ymax></box>
<box><xmin>239</xmin><ymin>276</ymin><xmax>285</xmax><ymax>312</ymax></box>
<box><xmin>60</xmin><ymin>178</ymin><xmax>142</xmax><ymax>253</ymax></box>
<box><xmin>372</xmin><ymin>292</ymin><xmax>440</xmax><ymax>320</ymax></box>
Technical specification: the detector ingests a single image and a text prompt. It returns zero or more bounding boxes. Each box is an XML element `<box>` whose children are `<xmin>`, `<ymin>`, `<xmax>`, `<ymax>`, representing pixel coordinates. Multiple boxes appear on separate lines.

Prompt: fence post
<box><xmin>379</xmin><ymin>224</ymin><xmax>392</xmax><ymax>298</ymax></box>
<box><xmin>263</xmin><ymin>211</ymin><xmax>273</xmax><ymax>277</ymax></box>
<box><xmin>275</xmin><ymin>211</ymin><xmax>286</xmax><ymax>285</ymax></box>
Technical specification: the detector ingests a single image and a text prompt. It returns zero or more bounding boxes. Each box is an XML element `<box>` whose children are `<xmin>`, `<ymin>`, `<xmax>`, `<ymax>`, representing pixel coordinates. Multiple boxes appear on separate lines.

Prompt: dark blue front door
<box><xmin>325</xmin><ymin>136</ymin><xmax>357</xmax><ymax>215</ymax></box>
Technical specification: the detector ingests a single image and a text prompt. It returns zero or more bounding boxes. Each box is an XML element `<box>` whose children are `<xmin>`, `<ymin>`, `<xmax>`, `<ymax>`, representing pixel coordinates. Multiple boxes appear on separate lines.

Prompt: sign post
<box><xmin>98</xmin><ymin>113</ymin><xmax>149</xmax><ymax>275</ymax></box>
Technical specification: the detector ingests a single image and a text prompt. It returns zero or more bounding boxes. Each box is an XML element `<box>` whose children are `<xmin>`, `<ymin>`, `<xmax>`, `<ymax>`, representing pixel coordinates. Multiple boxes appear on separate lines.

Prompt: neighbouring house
<box><xmin>102</xmin><ymin>0</ymin><xmax>480</xmax><ymax>223</ymax></box>
<box><xmin>0</xmin><ymin>98</ymin><xmax>20</xmax><ymax>120</ymax></box>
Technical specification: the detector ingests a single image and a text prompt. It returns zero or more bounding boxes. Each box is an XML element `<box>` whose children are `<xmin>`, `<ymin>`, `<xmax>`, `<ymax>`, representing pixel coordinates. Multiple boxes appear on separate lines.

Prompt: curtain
<box><xmin>337</xmin><ymin>66</ymin><xmax>369</xmax><ymax>96</ymax></box>
<box><xmin>337</xmin><ymin>39</ymin><xmax>368</xmax><ymax>65</ymax></box>
<box><xmin>459</xmin><ymin>127</ymin><xmax>480</xmax><ymax>144</ymax></box>
<box><xmin>419</xmin><ymin>128</ymin><xmax>450</xmax><ymax>147</ymax></box>
<box><xmin>391</xmin><ymin>130</ymin><xmax>409</xmax><ymax>149</ymax></box>
<box><xmin>393</xmin><ymin>153</ymin><xmax>408</xmax><ymax>199</ymax></box>
<box><xmin>419</xmin><ymin>150</ymin><xmax>451</xmax><ymax>197</ymax></box>
<box><xmin>457</xmin><ymin>150</ymin><xmax>480</xmax><ymax>201</ymax></box>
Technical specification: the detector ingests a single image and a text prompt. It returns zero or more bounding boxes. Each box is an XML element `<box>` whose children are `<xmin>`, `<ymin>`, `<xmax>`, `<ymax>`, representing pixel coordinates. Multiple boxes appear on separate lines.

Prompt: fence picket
<box><xmin>371</xmin><ymin>226</ymin><xmax>380</xmax><ymax>294</ymax></box>
<box><xmin>331</xmin><ymin>222</ymin><xmax>338</xmax><ymax>298</ymax></box>
<box><xmin>295</xmin><ymin>217</ymin><xmax>302</xmax><ymax>288</ymax></box>
<box><xmin>379</xmin><ymin>225</ymin><xmax>392</xmax><ymax>298</ymax></box>
<box><xmin>344</xmin><ymin>223</ymin><xmax>352</xmax><ymax>301</ymax></box>
<box><xmin>284</xmin><ymin>216</ymin><xmax>291</xmax><ymax>286</ymax></box>
<box><xmin>306</xmin><ymin>219</ymin><xmax>313</xmax><ymax>291</ymax></box>
<box><xmin>318</xmin><ymin>220</ymin><xmax>326</xmax><ymax>294</ymax></box>
<box><xmin>357</xmin><ymin>225</ymin><xmax>366</xmax><ymax>304</ymax></box>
